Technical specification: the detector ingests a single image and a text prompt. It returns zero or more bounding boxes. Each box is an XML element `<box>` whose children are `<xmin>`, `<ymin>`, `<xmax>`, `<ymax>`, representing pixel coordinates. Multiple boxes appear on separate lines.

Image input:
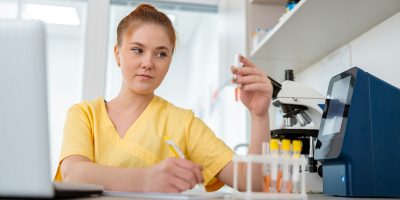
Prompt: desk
<box><xmin>76</xmin><ymin>194</ymin><xmax>400</xmax><ymax>200</ymax></box>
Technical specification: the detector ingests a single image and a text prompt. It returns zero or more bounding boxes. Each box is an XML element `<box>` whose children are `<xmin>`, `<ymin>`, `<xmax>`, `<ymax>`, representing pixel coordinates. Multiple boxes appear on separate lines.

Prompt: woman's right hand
<box><xmin>143</xmin><ymin>158</ymin><xmax>204</xmax><ymax>193</ymax></box>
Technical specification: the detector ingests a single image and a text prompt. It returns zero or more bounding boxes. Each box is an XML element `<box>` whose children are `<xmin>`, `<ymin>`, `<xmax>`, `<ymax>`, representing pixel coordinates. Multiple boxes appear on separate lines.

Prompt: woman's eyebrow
<box><xmin>155</xmin><ymin>46</ymin><xmax>170</xmax><ymax>52</ymax></box>
<box><xmin>128</xmin><ymin>42</ymin><xmax>144</xmax><ymax>47</ymax></box>
<box><xmin>128</xmin><ymin>42</ymin><xmax>170</xmax><ymax>52</ymax></box>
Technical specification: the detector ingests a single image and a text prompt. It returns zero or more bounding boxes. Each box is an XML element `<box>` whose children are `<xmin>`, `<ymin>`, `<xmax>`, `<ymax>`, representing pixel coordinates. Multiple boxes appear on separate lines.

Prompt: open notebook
<box><xmin>104</xmin><ymin>184</ymin><xmax>229</xmax><ymax>200</ymax></box>
<box><xmin>103</xmin><ymin>191</ymin><xmax>227</xmax><ymax>200</ymax></box>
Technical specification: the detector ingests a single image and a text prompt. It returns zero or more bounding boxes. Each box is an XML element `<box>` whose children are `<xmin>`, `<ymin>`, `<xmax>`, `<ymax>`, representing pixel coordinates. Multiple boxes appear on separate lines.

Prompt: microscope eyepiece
<box><xmin>285</xmin><ymin>69</ymin><xmax>294</xmax><ymax>81</ymax></box>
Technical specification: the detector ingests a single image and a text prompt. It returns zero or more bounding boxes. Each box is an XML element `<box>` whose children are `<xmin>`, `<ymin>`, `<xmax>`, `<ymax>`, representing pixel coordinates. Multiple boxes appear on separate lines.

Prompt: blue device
<box><xmin>314</xmin><ymin>67</ymin><xmax>400</xmax><ymax>197</ymax></box>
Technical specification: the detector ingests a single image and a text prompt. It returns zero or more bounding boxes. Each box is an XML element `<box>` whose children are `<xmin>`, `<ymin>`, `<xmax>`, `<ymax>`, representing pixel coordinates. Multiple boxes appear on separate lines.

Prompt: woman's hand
<box><xmin>143</xmin><ymin>158</ymin><xmax>204</xmax><ymax>193</ymax></box>
<box><xmin>231</xmin><ymin>55</ymin><xmax>273</xmax><ymax>117</ymax></box>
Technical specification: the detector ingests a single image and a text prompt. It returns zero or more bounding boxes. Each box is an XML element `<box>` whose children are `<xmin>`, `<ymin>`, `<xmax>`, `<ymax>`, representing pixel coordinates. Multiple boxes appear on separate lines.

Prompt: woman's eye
<box><xmin>156</xmin><ymin>52</ymin><xmax>167</xmax><ymax>58</ymax></box>
<box><xmin>131</xmin><ymin>48</ymin><xmax>143</xmax><ymax>54</ymax></box>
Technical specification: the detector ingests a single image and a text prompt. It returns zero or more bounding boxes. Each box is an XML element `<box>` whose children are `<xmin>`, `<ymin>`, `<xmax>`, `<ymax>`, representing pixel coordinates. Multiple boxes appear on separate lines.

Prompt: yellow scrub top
<box><xmin>54</xmin><ymin>96</ymin><xmax>234</xmax><ymax>191</ymax></box>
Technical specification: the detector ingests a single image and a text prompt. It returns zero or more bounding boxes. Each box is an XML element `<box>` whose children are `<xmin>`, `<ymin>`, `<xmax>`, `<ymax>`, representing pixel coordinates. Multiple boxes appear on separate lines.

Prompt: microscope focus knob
<box><xmin>307</xmin><ymin>157</ymin><xmax>318</xmax><ymax>173</ymax></box>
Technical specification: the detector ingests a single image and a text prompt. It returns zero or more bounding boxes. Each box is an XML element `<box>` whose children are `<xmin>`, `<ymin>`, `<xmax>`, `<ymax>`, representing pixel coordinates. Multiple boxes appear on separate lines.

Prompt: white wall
<box><xmin>183</xmin><ymin>13</ymin><xmax>218</xmax><ymax>118</ymax></box>
<box><xmin>296</xmin><ymin>12</ymin><xmax>400</xmax><ymax>95</ymax></box>
<box><xmin>182</xmin><ymin>12</ymin><xmax>248</xmax><ymax>150</ymax></box>
<box><xmin>218</xmin><ymin>0</ymin><xmax>246</xmax><ymax>84</ymax></box>
<box><xmin>47</xmin><ymin>35</ymin><xmax>84</xmax><ymax>176</ymax></box>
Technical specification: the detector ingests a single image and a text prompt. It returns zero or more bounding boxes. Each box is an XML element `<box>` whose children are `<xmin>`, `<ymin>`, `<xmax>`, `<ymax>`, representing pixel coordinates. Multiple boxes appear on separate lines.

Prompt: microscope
<box><xmin>270</xmin><ymin>70</ymin><xmax>325</xmax><ymax>193</ymax></box>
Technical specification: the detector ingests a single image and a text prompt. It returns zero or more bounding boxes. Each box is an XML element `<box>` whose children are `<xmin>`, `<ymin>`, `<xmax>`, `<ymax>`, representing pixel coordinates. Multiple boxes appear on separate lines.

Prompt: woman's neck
<box><xmin>108</xmin><ymin>87</ymin><xmax>155</xmax><ymax>114</ymax></box>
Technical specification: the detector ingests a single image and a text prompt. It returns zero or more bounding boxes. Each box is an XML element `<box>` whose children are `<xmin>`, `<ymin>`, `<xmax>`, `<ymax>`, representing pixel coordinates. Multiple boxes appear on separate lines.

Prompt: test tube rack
<box><xmin>232</xmin><ymin>154</ymin><xmax>308</xmax><ymax>200</ymax></box>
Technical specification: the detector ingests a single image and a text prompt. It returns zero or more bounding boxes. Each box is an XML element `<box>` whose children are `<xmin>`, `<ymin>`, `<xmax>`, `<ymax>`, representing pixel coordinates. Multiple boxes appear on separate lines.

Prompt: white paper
<box><xmin>103</xmin><ymin>191</ymin><xmax>227</xmax><ymax>200</ymax></box>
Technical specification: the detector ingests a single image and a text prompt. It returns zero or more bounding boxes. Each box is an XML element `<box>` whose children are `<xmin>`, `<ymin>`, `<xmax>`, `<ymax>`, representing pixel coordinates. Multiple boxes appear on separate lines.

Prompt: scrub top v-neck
<box><xmin>54</xmin><ymin>96</ymin><xmax>234</xmax><ymax>191</ymax></box>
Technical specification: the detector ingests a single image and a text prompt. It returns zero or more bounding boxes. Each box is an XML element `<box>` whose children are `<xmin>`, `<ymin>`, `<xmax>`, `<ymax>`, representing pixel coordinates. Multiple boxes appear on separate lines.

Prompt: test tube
<box><xmin>292</xmin><ymin>140</ymin><xmax>302</xmax><ymax>193</ymax></box>
<box><xmin>233</xmin><ymin>54</ymin><xmax>241</xmax><ymax>102</ymax></box>
<box><xmin>280</xmin><ymin>139</ymin><xmax>292</xmax><ymax>193</ymax></box>
<box><xmin>269</xmin><ymin>139</ymin><xmax>280</xmax><ymax>193</ymax></box>
<box><xmin>262</xmin><ymin>142</ymin><xmax>270</xmax><ymax>192</ymax></box>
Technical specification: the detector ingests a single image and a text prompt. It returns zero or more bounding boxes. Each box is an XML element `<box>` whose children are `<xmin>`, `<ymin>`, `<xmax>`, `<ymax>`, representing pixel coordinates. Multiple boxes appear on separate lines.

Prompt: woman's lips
<box><xmin>136</xmin><ymin>74</ymin><xmax>153</xmax><ymax>79</ymax></box>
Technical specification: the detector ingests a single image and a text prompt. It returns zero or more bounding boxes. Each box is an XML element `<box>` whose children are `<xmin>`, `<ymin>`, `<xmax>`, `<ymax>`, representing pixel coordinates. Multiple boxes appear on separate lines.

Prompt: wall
<box><xmin>47</xmin><ymin>35</ymin><xmax>84</xmax><ymax>176</ymax></box>
<box><xmin>188</xmin><ymin>13</ymin><xmax>248</xmax><ymax>149</ymax></box>
<box><xmin>296</xmin><ymin>12</ymin><xmax>400</xmax><ymax>94</ymax></box>
<box><xmin>218</xmin><ymin>0</ymin><xmax>246</xmax><ymax>83</ymax></box>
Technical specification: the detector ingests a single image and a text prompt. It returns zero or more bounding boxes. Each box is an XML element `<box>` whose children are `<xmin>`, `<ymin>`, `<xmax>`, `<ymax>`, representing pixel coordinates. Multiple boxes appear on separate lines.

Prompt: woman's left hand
<box><xmin>231</xmin><ymin>55</ymin><xmax>273</xmax><ymax>117</ymax></box>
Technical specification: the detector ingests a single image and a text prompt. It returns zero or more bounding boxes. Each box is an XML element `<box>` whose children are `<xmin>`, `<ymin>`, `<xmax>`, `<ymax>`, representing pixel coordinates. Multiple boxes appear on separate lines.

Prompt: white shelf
<box><xmin>250</xmin><ymin>0</ymin><xmax>400</xmax><ymax>82</ymax></box>
<box><xmin>250</xmin><ymin>0</ymin><xmax>286</xmax><ymax>5</ymax></box>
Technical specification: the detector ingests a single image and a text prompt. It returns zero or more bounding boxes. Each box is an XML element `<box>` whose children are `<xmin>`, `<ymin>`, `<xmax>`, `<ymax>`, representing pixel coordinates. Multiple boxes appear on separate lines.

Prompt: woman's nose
<box><xmin>141</xmin><ymin>64</ymin><xmax>152</xmax><ymax>70</ymax></box>
<box><xmin>141</xmin><ymin>55</ymin><xmax>154</xmax><ymax>70</ymax></box>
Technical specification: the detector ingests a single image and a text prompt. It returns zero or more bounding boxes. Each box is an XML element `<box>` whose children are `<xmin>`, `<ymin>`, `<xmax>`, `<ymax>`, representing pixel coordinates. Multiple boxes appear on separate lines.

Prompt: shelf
<box><xmin>250</xmin><ymin>0</ymin><xmax>400</xmax><ymax>82</ymax></box>
<box><xmin>250</xmin><ymin>0</ymin><xmax>286</xmax><ymax>5</ymax></box>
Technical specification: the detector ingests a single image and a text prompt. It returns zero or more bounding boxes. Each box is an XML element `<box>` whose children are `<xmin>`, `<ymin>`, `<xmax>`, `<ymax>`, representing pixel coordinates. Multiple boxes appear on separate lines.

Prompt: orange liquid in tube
<box><xmin>262</xmin><ymin>142</ymin><xmax>270</xmax><ymax>192</ymax></box>
<box><xmin>269</xmin><ymin>139</ymin><xmax>280</xmax><ymax>192</ymax></box>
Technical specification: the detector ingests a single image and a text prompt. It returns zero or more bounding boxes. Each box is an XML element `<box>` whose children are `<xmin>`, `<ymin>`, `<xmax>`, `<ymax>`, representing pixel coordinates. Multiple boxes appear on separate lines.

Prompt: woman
<box><xmin>55</xmin><ymin>4</ymin><xmax>273</xmax><ymax>193</ymax></box>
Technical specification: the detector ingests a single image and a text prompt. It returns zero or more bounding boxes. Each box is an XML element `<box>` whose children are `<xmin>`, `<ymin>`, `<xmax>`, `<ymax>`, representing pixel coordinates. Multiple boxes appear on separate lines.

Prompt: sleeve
<box><xmin>185</xmin><ymin>111</ymin><xmax>234</xmax><ymax>192</ymax></box>
<box><xmin>54</xmin><ymin>104</ymin><xmax>94</xmax><ymax>181</ymax></box>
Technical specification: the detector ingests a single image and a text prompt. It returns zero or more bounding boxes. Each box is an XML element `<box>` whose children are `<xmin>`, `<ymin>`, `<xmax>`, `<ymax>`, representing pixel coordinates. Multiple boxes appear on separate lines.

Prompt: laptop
<box><xmin>0</xmin><ymin>20</ymin><xmax>103</xmax><ymax>198</ymax></box>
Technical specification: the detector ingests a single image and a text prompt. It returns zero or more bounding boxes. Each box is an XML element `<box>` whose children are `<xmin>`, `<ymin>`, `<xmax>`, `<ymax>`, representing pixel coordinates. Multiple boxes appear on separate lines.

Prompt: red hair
<box><xmin>116</xmin><ymin>4</ymin><xmax>176</xmax><ymax>53</ymax></box>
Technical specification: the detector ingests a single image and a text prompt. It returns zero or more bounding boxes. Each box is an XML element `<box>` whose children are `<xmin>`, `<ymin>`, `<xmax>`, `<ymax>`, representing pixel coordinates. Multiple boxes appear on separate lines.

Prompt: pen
<box><xmin>163</xmin><ymin>136</ymin><xmax>206</xmax><ymax>192</ymax></box>
<box><xmin>163</xmin><ymin>136</ymin><xmax>185</xmax><ymax>159</ymax></box>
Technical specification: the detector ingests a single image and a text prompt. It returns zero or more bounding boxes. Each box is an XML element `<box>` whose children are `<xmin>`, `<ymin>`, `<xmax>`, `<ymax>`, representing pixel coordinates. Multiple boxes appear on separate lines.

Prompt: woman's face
<box><xmin>114</xmin><ymin>23</ymin><xmax>173</xmax><ymax>95</ymax></box>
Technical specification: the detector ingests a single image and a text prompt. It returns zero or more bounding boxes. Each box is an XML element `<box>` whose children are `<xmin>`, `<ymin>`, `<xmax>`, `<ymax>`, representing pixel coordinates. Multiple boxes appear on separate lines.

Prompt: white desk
<box><xmin>76</xmin><ymin>194</ymin><xmax>400</xmax><ymax>200</ymax></box>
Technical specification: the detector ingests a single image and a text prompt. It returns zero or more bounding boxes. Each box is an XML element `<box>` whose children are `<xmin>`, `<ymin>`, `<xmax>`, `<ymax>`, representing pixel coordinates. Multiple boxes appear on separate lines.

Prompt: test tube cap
<box><xmin>293</xmin><ymin>140</ymin><xmax>302</xmax><ymax>152</ymax></box>
<box><xmin>234</xmin><ymin>54</ymin><xmax>241</xmax><ymax>67</ymax></box>
<box><xmin>270</xmin><ymin>139</ymin><xmax>279</xmax><ymax>150</ymax></box>
<box><xmin>281</xmin><ymin>139</ymin><xmax>291</xmax><ymax>151</ymax></box>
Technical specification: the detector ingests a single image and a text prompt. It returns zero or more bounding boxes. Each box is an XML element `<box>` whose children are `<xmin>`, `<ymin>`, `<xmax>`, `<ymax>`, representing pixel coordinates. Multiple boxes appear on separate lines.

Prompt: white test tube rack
<box><xmin>232</xmin><ymin>154</ymin><xmax>308</xmax><ymax>200</ymax></box>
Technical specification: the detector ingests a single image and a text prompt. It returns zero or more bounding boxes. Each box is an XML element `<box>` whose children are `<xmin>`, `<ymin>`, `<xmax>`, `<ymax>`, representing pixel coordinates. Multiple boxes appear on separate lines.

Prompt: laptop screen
<box><xmin>0</xmin><ymin>20</ymin><xmax>54</xmax><ymax>198</ymax></box>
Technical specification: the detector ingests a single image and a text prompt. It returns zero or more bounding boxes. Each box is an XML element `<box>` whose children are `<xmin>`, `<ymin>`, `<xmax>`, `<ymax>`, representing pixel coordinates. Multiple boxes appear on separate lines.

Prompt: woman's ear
<box><xmin>114</xmin><ymin>45</ymin><xmax>121</xmax><ymax>67</ymax></box>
